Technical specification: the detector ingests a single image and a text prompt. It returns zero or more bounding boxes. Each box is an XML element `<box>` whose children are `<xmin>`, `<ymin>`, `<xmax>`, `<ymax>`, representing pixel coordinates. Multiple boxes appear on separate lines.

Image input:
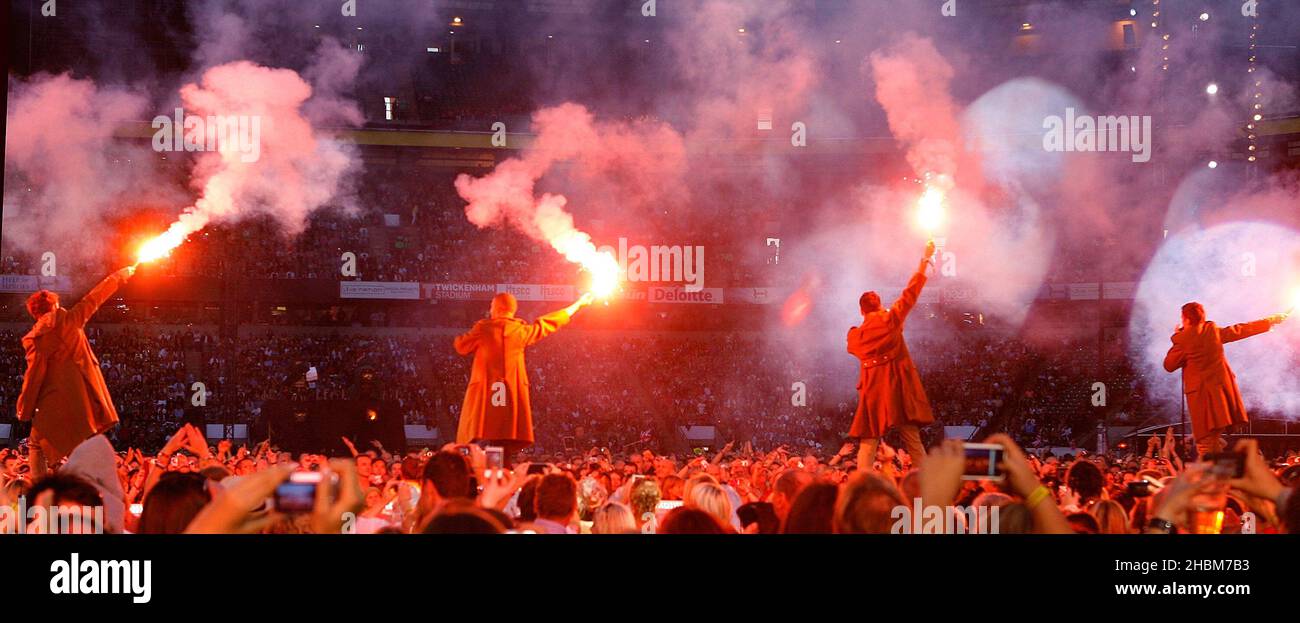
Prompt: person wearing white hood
<box><xmin>17</xmin><ymin>435</ymin><xmax>125</xmax><ymax>534</ymax></box>
<box><xmin>58</xmin><ymin>435</ymin><xmax>127</xmax><ymax>534</ymax></box>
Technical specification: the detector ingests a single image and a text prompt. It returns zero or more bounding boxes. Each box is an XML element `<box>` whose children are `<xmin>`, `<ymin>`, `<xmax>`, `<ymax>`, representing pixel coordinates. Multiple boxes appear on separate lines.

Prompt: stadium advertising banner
<box><xmin>1041</xmin><ymin>284</ymin><xmax>1071</xmax><ymax>300</ymax></box>
<box><xmin>1039</xmin><ymin>282</ymin><xmax>1139</xmax><ymax>301</ymax></box>
<box><xmin>937</xmin><ymin>282</ymin><xmax>974</xmax><ymax>304</ymax></box>
<box><xmin>1068</xmin><ymin>283</ymin><xmax>1102</xmax><ymax>300</ymax></box>
<box><xmin>725</xmin><ymin>287</ymin><xmax>775</xmax><ymax>304</ymax></box>
<box><xmin>496</xmin><ymin>283</ymin><xmax>576</xmax><ymax>301</ymax></box>
<box><xmin>423</xmin><ymin>283</ymin><xmax>496</xmax><ymax>301</ymax></box>
<box><xmin>648</xmin><ymin>286</ymin><xmax>725</xmax><ymax>304</ymax></box>
<box><xmin>0</xmin><ymin>274</ymin><xmax>73</xmax><ymax>293</ymax></box>
<box><xmin>0</xmin><ymin>275</ymin><xmax>36</xmax><ymax>293</ymax></box>
<box><xmin>339</xmin><ymin>281</ymin><xmax>422</xmax><ymax>300</ymax></box>
<box><xmin>361</xmin><ymin>281</ymin><xmax>1145</xmax><ymax>305</ymax></box>
<box><xmin>415</xmin><ymin>283</ymin><xmax>734</xmax><ymax>304</ymax></box>
<box><xmin>1103</xmin><ymin>281</ymin><xmax>1138</xmax><ymax>299</ymax></box>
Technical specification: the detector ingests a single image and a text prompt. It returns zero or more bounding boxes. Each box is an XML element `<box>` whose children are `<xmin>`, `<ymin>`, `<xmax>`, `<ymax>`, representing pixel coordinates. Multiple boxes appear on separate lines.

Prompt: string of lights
<box><xmin>1247</xmin><ymin>8</ymin><xmax>1261</xmax><ymax>163</ymax></box>
<box><xmin>1150</xmin><ymin>0</ymin><xmax>1170</xmax><ymax>72</ymax></box>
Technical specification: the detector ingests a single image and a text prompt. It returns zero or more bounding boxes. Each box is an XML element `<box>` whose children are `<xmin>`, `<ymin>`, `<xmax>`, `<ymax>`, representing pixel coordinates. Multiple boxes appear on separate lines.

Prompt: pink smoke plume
<box><xmin>4</xmin><ymin>74</ymin><xmax>159</xmax><ymax>260</ymax></box>
<box><xmin>868</xmin><ymin>33</ymin><xmax>975</xmax><ymax>194</ymax></box>
<box><xmin>806</xmin><ymin>32</ymin><xmax>1052</xmax><ymax>327</ymax></box>
<box><xmin>139</xmin><ymin>58</ymin><xmax>358</xmax><ymax>263</ymax></box>
<box><xmin>454</xmin><ymin>103</ymin><xmax>687</xmax><ymax>294</ymax></box>
<box><xmin>669</xmin><ymin>1</ymin><xmax>819</xmax><ymax>143</ymax></box>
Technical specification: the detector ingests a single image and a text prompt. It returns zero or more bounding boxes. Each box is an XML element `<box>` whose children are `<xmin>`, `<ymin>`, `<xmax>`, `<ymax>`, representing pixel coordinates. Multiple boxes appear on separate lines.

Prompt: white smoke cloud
<box><xmin>141</xmin><ymin>55</ymin><xmax>362</xmax><ymax>259</ymax></box>
<box><xmin>1129</xmin><ymin>221</ymin><xmax>1300</xmax><ymax>417</ymax></box>
<box><xmin>3</xmin><ymin>74</ymin><xmax>168</xmax><ymax>263</ymax></box>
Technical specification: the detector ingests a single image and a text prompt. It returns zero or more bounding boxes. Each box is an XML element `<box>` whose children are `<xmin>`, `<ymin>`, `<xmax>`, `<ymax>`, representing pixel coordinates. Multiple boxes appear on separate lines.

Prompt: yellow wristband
<box><xmin>1025</xmin><ymin>485</ymin><xmax>1050</xmax><ymax>509</ymax></box>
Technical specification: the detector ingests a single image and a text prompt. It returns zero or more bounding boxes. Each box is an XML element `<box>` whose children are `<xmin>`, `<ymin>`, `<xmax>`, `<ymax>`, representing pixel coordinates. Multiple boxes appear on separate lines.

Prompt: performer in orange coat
<box><xmin>17</xmin><ymin>266</ymin><xmax>136</xmax><ymax>473</ymax></box>
<box><xmin>847</xmin><ymin>241</ymin><xmax>936</xmax><ymax>471</ymax></box>
<box><xmin>1163</xmin><ymin>302</ymin><xmax>1287</xmax><ymax>458</ymax></box>
<box><xmin>454</xmin><ymin>291</ymin><xmax>594</xmax><ymax>455</ymax></box>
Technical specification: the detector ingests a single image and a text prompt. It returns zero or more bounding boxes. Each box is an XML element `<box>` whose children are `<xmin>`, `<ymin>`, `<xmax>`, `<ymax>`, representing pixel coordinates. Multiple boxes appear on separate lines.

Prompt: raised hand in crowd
<box><xmin>310</xmin><ymin>459</ymin><xmax>365</xmax><ymax>535</ymax></box>
<box><xmin>918</xmin><ymin>439</ymin><xmax>965</xmax><ymax>509</ymax></box>
<box><xmin>479</xmin><ymin>466</ymin><xmax>523</xmax><ymax>511</ymax></box>
<box><xmin>1228</xmin><ymin>438</ymin><xmax>1289</xmax><ymax>529</ymax></box>
<box><xmin>1143</xmin><ymin>465</ymin><xmax>1215</xmax><ymax>534</ymax></box>
<box><xmin>1228</xmin><ymin>438</ymin><xmax>1286</xmax><ymax>503</ymax></box>
<box><xmin>184</xmin><ymin>464</ymin><xmax>295</xmax><ymax>534</ymax></box>
<box><xmin>827</xmin><ymin>441</ymin><xmax>855</xmax><ymax>467</ymax></box>
<box><xmin>985</xmin><ymin>434</ymin><xmax>1073</xmax><ymax>534</ymax></box>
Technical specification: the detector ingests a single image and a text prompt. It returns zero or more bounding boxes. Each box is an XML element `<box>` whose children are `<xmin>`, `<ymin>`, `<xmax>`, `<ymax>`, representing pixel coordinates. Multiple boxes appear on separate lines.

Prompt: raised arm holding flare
<box><xmin>846</xmin><ymin>241</ymin><xmax>936</xmax><ymax>471</ymax></box>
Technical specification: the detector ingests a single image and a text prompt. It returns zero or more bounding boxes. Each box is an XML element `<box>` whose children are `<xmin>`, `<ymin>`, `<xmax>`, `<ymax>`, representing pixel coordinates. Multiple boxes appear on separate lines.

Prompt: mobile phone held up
<box><xmin>962</xmin><ymin>443</ymin><xmax>1006</xmax><ymax>481</ymax></box>
<box><xmin>1203</xmin><ymin>451</ymin><xmax>1246</xmax><ymax>480</ymax></box>
<box><xmin>485</xmin><ymin>446</ymin><xmax>504</xmax><ymax>471</ymax></box>
<box><xmin>526</xmin><ymin>462</ymin><xmax>552</xmax><ymax>476</ymax></box>
<box><xmin>1126</xmin><ymin>476</ymin><xmax>1164</xmax><ymax>498</ymax></box>
<box><xmin>274</xmin><ymin>471</ymin><xmax>334</xmax><ymax>514</ymax></box>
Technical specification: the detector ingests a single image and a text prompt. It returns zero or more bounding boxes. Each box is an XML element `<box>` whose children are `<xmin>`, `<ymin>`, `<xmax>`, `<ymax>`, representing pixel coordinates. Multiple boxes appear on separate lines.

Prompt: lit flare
<box><xmin>585</xmin><ymin>253</ymin><xmax>621</xmax><ymax>299</ymax></box>
<box><xmin>136</xmin><ymin>228</ymin><xmax>186</xmax><ymax>265</ymax></box>
<box><xmin>134</xmin><ymin>212</ymin><xmax>209</xmax><ymax>266</ymax></box>
<box><xmin>915</xmin><ymin>186</ymin><xmax>945</xmax><ymax>238</ymax></box>
<box><xmin>551</xmin><ymin>231</ymin><xmax>621</xmax><ymax>299</ymax></box>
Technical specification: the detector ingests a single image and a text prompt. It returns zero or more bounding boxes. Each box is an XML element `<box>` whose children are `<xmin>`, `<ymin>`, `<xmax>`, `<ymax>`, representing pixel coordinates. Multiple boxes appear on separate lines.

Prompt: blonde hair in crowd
<box><xmin>591</xmin><ymin>502</ymin><xmax>637</xmax><ymax>534</ymax></box>
<box><xmin>1092</xmin><ymin>499</ymin><xmax>1130</xmax><ymax>534</ymax></box>
<box><xmin>686</xmin><ymin>482</ymin><xmax>733</xmax><ymax>530</ymax></box>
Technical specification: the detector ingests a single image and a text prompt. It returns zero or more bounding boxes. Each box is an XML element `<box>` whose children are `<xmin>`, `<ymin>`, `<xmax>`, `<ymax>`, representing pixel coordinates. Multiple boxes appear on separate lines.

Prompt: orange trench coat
<box><xmin>1163</xmin><ymin>319</ymin><xmax>1272</xmax><ymax>441</ymax></box>
<box><xmin>454</xmin><ymin>308</ymin><xmax>573</xmax><ymax>447</ymax></box>
<box><xmin>847</xmin><ymin>269</ymin><xmax>934</xmax><ymax>439</ymax></box>
<box><xmin>17</xmin><ymin>269</ymin><xmax>130</xmax><ymax>462</ymax></box>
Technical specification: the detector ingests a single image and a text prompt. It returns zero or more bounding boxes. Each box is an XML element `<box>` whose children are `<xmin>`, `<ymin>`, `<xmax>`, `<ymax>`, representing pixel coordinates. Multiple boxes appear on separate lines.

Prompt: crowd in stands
<box><xmin>1</xmin><ymin>165</ymin><xmax>723</xmax><ymax>288</ymax></box>
<box><xmin>1</xmin><ymin>159</ymin><xmax>1143</xmax><ymax>293</ymax></box>
<box><xmin>0</xmin><ymin>269</ymin><xmax>1293</xmax><ymax>538</ymax></box>
<box><xmin>1</xmin><ymin>322</ymin><xmax>1167</xmax><ymax>458</ymax></box>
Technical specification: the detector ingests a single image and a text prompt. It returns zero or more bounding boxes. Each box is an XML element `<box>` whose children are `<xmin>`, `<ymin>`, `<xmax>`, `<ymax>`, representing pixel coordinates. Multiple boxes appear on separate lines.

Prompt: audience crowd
<box><xmin>4</xmin><ymin>24</ymin><xmax>1296</xmax><ymax>540</ymax></box>
<box><xmin>2</xmin><ymin>421</ymin><xmax>1296</xmax><ymax>536</ymax></box>
<box><xmin>1</xmin><ymin>163</ymin><xmax>1136</xmax><ymax>294</ymax></box>
<box><xmin>0</xmin><ymin>327</ymin><xmax>1166</xmax><ymax>456</ymax></box>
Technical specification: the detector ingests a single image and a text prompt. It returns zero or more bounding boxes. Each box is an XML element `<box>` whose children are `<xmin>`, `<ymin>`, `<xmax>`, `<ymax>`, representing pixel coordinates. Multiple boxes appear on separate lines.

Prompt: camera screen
<box><xmin>962</xmin><ymin>444</ymin><xmax>1005</xmax><ymax>480</ymax></box>
<box><xmin>526</xmin><ymin>463</ymin><xmax>550</xmax><ymax>475</ymax></box>
<box><xmin>1127</xmin><ymin>480</ymin><xmax>1152</xmax><ymax>498</ymax></box>
<box><xmin>486</xmin><ymin>447</ymin><xmax>504</xmax><ymax>470</ymax></box>
<box><xmin>1205</xmin><ymin>452</ymin><xmax>1245</xmax><ymax>479</ymax></box>
<box><xmin>274</xmin><ymin>481</ymin><xmax>317</xmax><ymax>513</ymax></box>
